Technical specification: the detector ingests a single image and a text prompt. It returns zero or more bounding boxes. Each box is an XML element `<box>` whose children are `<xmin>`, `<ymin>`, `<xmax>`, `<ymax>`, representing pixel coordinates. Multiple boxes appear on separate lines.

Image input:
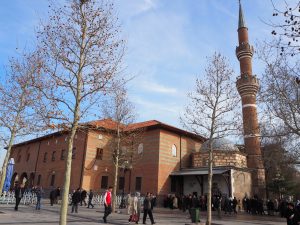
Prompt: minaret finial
<box><xmin>238</xmin><ymin>0</ymin><xmax>247</xmax><ymax>29</ymax></box>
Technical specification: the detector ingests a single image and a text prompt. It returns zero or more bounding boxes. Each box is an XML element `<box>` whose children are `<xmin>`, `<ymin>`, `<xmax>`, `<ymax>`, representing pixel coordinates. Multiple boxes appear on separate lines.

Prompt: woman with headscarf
<box><xmin>129</xmin><ymin>192</ymin><xmax>141</xmax><ymax>224</ymax></box>
<box><xmin>127</xmin><ymin>194</ymin><xmax>132</xmax><ymax>215</ymax></box>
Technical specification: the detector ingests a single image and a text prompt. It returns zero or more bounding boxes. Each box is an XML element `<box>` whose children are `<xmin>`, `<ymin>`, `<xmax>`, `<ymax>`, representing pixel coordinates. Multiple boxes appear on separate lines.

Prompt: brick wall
<box><xmin>192</xmin><ymin>150</ymin><xmax>247</xmax><ymax>168</ymax></box>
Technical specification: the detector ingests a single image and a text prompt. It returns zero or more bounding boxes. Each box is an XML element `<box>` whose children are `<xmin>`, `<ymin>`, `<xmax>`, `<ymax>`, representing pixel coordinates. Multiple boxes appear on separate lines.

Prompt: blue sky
<box><xmin>0</xmin><ymin>0</ymin><xmax>296</xmax><ymax>166</ymax></box>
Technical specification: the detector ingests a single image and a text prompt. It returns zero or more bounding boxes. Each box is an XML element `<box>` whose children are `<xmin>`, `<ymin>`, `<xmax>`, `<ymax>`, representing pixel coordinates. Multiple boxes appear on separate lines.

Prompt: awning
<box><xmin>170</xmin><ymin>169</ymin><xmax>229</xmax><ymax>176</ymax></box>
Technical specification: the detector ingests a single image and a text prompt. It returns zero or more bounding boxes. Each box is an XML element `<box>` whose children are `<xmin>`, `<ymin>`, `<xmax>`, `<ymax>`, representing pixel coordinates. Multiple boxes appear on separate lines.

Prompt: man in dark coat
<box><xmin>87</xmin><ymin>189</ymin><xmax>94</xmax><ymax>208</ymax></box>
<box><xmin>285</xmin><ymin>203</ymin><xmax>296</xmax><ymax>225</ymax></box>
<box><xmin>55</xmin><ymin>187</ymin><xmax>61</xmax><ymax>204</ymax></box>
<box><xmin>143</xmin><ymin>192</ymin><xmax>155</xmax><ymax>225</ymax></box>
<box><xmin>80</xmin><ymin>189</ymin><xmax>87</xmax><ymax>206</ymax></box>
<box><xmin>14</xmin><ymin>183</ymin><xmax>24</xmax><ymax>211</ymax></box>
<box><xmin>71</xmin><ymin>188</ymin><xmax>81</xmax><ymax>213</ymax></box>
<box><xmin>49</xmin><ymin>189</ymin><xmax>57</xmax><ymax>206</ymax></box>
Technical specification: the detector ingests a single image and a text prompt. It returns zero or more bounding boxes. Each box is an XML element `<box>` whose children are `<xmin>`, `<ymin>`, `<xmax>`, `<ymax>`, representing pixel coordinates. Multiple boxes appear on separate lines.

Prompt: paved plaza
<box><xmin>0</xmin><ymin>202</ymin><xmax>286</xmax><ymax>225</ymax></box>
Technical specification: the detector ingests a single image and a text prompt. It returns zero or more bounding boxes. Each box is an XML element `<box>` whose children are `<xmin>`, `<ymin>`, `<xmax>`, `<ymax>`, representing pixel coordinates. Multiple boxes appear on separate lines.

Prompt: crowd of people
<box><xmin>8</xmin><ymin>184</ymin><xmax>300</xmax><ymax>224</ymax></box>
<box><xmin>163</xmin><ymin>193</ymin><xmax>300</xmax><ymax>224</ymax></box>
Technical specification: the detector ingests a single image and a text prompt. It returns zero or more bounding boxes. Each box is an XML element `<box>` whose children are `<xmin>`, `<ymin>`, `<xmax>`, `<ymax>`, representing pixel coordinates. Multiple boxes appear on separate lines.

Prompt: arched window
<box><xmin>138</xmin><ymin>143</ymin><xmax>143</xmax><ymax>154</ymax></box>
<box><xmin>171</xmin><ymin>144</ymin><xmax>177</xmax><ymax>157</ymax></box>
<box><xmin>43</xmin><ymin>152</ymin><xmax>48</xmax><ymax>162</ymax></box>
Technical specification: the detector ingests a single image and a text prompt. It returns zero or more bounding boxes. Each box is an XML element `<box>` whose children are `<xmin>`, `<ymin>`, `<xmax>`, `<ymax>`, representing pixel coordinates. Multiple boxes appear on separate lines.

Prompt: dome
<box><xmin>200</xmin><ymin>138</ymin><xmax>239</xmax><ymax>152</ymax></box>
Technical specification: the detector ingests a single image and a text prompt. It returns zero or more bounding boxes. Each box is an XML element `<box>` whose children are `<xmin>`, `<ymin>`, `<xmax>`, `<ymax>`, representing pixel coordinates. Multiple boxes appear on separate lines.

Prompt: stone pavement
<box><xmin>0</xmin><ymin>203</ymin><xmax>286</xmax><ymax>225</ymax></box>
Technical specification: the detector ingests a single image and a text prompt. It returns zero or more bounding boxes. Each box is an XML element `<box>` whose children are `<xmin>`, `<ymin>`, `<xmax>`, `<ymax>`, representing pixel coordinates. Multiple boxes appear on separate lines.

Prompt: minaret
<box><xmin>236</xmin><ymin>1</ymin><xmax>266</xmax><ymax>197</ymax></box>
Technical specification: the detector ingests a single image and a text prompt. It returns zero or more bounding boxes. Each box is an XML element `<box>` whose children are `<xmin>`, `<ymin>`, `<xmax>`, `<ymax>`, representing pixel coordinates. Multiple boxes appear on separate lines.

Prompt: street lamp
<box><xmin>119</xmin><ymin>160</ymin><xmax>132</xmax><ymax>209</ymax></box>
<box><xmin>273</xmin><ymin>170</ymin><xmax>285</xmax><ymax>200</ymax></box>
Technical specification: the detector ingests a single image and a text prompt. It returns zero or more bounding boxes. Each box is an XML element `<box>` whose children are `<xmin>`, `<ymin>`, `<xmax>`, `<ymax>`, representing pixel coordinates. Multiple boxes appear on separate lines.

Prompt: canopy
<box><xmin>3</xmin><ymin>158</ymin><xmax>15</xmax><ymax>192</ymax></box>
<box><xmin>170</xmin><ymin>168</ymin><xmax>229</xmax><ymax>176</ymax></box>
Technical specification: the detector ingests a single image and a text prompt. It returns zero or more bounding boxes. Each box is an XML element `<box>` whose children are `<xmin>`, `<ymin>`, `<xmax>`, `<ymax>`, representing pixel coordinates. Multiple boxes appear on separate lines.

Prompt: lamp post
<box><xmin>119</xmin><ymin>160</ymin><xmax>132</xmax><ymax>209</ymax></box>
<box><xmin>273</xmin><ymin>170</ymin><xmax>285</xmax><ymax>200</ymax></box>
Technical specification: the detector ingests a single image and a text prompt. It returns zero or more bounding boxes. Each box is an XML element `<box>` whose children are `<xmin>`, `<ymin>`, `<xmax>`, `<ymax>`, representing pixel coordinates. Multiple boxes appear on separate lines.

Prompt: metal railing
<box><xmin>0</xmin><ymin>191</ymin><xmax>144</xmax><ymax>206</ymax></box>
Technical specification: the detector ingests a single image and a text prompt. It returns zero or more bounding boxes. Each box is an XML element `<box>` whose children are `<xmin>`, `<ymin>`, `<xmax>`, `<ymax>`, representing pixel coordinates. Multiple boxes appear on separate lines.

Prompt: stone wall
<box><xmin>192</xmin><ymin>150</ymin><xmax>247</xmax><ymax>168</ymax></box>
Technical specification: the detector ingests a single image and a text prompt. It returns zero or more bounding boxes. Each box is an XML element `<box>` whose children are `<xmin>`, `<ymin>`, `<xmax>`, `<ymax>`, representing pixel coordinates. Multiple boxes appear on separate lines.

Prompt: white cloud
<box><xmin>139</xmin><ymin>80</ymin><xmax>177</xmax><ymax>94</ymax></box>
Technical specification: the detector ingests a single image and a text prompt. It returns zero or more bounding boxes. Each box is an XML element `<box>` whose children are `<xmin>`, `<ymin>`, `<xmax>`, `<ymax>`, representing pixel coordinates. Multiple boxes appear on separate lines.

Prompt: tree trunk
<box><xmin>206</xmin><ymin>140</ymin><xmax>213</xmax><ymax>225</ymax></box>
<box><xmin>59</xmin><ymin>125</ymin><xmax>77</xmax><ymax>225</ymax></box>
<box><xmin>0</xmin><ymin>131</ymin><xmax>16</xmax><ymax>194</ymax></box>
<box><xmin>112</xmin><ymin>125</ymin><xmax>121</xmax><ymax>212</ymax></box>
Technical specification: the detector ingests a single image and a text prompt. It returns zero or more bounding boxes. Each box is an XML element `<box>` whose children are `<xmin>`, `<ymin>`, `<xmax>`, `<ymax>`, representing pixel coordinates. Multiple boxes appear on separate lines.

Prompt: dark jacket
<box><xmin>88</xmin><ymin>191</ymin><xmax>94</xmax><ymax>200</ymax></box>
<box><xmin>14</xmin><ymin>187</ymin><xmax>24</xmax><ymax>199</ymax></box>
<box><xmin>143</xmin><ymin>197</ymin><xmax>152</xmax><ymax>210</ymax></box>
<box><xmin>72</xmin><ymin>191</ymin><xmax>81</xmax><ymax>204</ymax></box>
<box><xmin>81</xmin><ymin>190</ymin><xmax>87</xmax><ymax>199</ymax></box>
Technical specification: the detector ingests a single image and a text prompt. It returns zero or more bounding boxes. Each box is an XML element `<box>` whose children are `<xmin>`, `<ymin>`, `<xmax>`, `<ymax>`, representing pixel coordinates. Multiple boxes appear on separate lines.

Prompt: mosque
<box><xmin>8</xmin><ymin>2</ymin><xmax>265</xmax><ymax>201</ymax></box>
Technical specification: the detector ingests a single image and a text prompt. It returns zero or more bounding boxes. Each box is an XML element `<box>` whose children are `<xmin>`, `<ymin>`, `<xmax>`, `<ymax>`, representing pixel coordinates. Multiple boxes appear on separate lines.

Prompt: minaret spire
<box><xmin>235</xmin><ymin>1</ymin><xmax>266</xmax><ymax>197</ymax></box>
<box><xmin>238</xmin><ymin>0</ymin><xmax>247</xmax><ymax>29</ymax></box>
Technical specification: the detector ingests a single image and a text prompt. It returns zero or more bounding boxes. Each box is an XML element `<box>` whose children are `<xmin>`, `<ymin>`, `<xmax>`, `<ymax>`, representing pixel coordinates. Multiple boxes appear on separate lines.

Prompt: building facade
<box><xmin>9</xmin><ymin>119</ymin><xmax>204</xmax><ymax>199</ymax></box>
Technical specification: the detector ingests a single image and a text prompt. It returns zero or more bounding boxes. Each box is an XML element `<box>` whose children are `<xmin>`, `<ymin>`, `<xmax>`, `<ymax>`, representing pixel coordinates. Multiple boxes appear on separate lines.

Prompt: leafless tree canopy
<box><xmin>269</xmin><ymin>0</ymin><xmax>300</xmax><ymax>56</ymax></box>
<box><xmin>181</xmin><ymin>53</ymin><xmax>239</xmax><ymax>139</ymax></box>
<box><xmin>36</xmin><ymin>0</ymin><xmax>124</xmax><ymax>126</ymax></box>
<box><xmin>258</xmin><ymin>45</ymin><xmax>300</xmax><ymax>141</ymax></box>
<box><xmin>0</xmin><ymin>50</ymin><xmax>43</xmax><ymax>194</ymax></box>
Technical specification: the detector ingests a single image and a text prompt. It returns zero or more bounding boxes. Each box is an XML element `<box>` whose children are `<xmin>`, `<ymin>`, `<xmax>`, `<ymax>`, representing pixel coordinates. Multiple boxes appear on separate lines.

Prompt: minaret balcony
<box><xmin>236</xmin><ymin>43</ymin><xmax>254</xmax><ymax>60</ymax></box>
<box><xmin>236</xmin><ymin>74</ymin><xmax>259</xmax><ymax>96</ymax></box>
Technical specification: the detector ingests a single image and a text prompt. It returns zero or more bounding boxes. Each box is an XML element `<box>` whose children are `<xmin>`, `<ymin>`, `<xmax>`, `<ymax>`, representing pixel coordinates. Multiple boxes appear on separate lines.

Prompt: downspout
<box><xmin>34</xmin><ymin>141</ymin><xmax>42</xmax><ymax>181</ymax></box>
<box><xmin>179</xmin><ymin>135</ymin><xmax>182</xmax><ymax>170</ymax></box>
<box><xmin>79</xmin><ymin>130</ymin><xmax>89</xmax><ymax>188</ymax></box>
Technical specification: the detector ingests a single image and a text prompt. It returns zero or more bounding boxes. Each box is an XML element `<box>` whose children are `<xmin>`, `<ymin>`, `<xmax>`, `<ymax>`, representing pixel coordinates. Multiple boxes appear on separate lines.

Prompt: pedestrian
<box><xmin>127</xmin><ymin>194</ymin><xmax>132</xmax><ymax>215</ymax></box>
<box><xmin>215</xmin><ymin>196</ymin><xmax>222</xmax><ymax>219</ymax></box>
<box><xmin>14</xmin><ymin>183</ymin><xmax>24</xmax><ymax>211</ymax></box>
<box><xmin>173</xmin><ymin>195</ymin><xmax>178</xmax><ymax>209</ymax></box>
<box><xmin>87</xmin><ymin>189</ymin><xmax>94</xmax><ymax>209</ymax></box>
<box><xmin>35</xmin><ymin>186</ymin><xmax>43</xmax><ymax>210</ymax></box>
<box><xmin>143</xmin><ymin>192</ymin><xmax>155</xmax><ymax>225</ymax></box>
<box><xmin>56</xmin><ymin>187</ymin><xmax>61</xmax><ymax>204</ymax></box>
<box><xmin>103</xmin><ymin>186</ymin><xmax>113</xmax><ymax>223</ymax></box>
<box><xmin>285</xmin><ymin>203</ymin><xmax>295</xmax><ymax>225</ymax></box>
<box><xmin>129</xmin><ymin>192</ymin><xmax>141</xmax><ymax>224</ymax></box>
<box><xmin>71</xmin><ymin>188</ymin><xmax>81</xmax><ymax>213</ymax></box>
<box><xmin>150</xmin><ymin>193</ymin><xmax>157</xmax><ymax>210</ymax></box>
<box><xmin>49</xmin><ymin>188</ymin><xmax>56</xmax><ymax>206</ymax></box>
<box><xmin>232</xmin><ymin>197</ymin><xmax>238</xmax><ymax>214</ymax></box>
<box><xmin>80</xmin><ymin>189</ymin><xmax>87</xmax><ymax>206</ymax></box>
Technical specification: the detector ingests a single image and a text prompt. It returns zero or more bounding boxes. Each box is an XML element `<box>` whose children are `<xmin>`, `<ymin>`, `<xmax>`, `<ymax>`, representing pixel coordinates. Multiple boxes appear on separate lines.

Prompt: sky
<box><xmin>0</xmin><ymin>0</ymin><xmax>297</xmax><ymax>166</ymax></box>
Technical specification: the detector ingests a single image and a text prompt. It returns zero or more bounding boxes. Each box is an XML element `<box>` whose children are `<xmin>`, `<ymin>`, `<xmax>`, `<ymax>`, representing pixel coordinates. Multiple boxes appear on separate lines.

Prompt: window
<box><xmin>72</xmin><ymin>147</ymin><xmax>76</xmax><ymax>159</ymax></box>
<box><xmin>171</xmin><ymin>177</ymin><xmax>176</xmax><ymax>192</ymax></box>
<box><xmin>17</xmin><ymin>155</ymin><xmax>21</xmax><ymax>163</ymax></box>
<box><xmin>50</xmin><ymin>174</ymin><xmax>55</xmax><ymax>186</ymax></box>
<box><xmin>118</xmin><ymin>177</ymin><xmax>125</xmax><ymax>190</ymax></box>
<box><xmin>135</xmin><ymin>177</ymin><xmax>142</xmax><ymax>191</ymax></box>
<box><xmin>138</xmin><ymin>143</ymin><xmax>143</xmax><ymax>154</ymax></box>
<box><xmin>101</xmin><ymin>176</ymin><xmax>108</xmax><ymax>189</ymax></box>
<box><xmin>43</xmin><ymin>152</ymin><xmax>48</xmax><ymax>163</ymax></box>
<box><xmin>61</xmin><ymin>149</ymin><xmax>66</xmax><ymax>160</ymax></box>
<box><xmin>26</xmin><ymin>153</ymin><xmax>30</xmax><ymax>162</ymax></box>
<box><xmin>37</xmin><ymin>175</ymin><xmax>42</xmax><ymax>185</ymax></box>
<box><xmin>172</xmin><ymin>144</ymin><xmax>177</xmax><ymax>157</ymax></box>
<box><xmin>52</xmin><ymin>151</ymin><xmax>56</xmax><ymax>161</ymax></box>
<box><xmin>96</xmin><ymin>148</ymin><xmax>103</xmax><ymax>160</ymax></box>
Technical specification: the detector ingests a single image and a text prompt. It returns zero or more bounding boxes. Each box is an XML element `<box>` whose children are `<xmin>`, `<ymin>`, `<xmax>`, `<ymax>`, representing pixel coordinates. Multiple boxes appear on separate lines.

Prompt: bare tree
<box><xmin>102</xmin><ymin>87</ymin><xmax>143</xmax><ymax>212</ymax></box>
<box><xmin>257</xmin><ymin>45</ymin><xmax>300</xmax><ymax>141</ymax></box>
<box><xmin>0</xmin><ymin>51</ymin><xmax>43</xmax><ymax>194</ymax></box>
<box><xmin>269</xmin><ymin>0</ymin><xmax>300</xmax><ymax>56</ymax></box>
<box><xmin>35</xmin><ymin>1</ymin><xmax>124</xmax><ymax>224</ymax></box>
<box><xmin>181</xmin><ymin>53</ymin><xmax>239</xmax><ymax>225</ymax></box>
